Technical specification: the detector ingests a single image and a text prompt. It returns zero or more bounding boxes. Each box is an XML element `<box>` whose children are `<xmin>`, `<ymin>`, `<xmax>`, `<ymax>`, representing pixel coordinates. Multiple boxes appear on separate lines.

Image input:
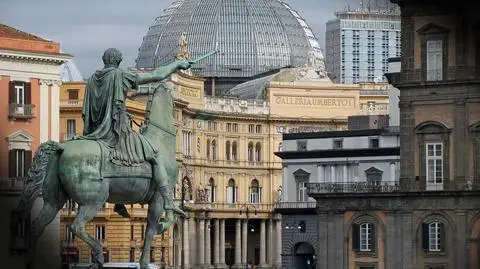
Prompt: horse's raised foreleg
<box><xmin>140</xmin><ymin>194</ymin><xmax>163</xmax><ymax>269</ymax></box>
<box><xmin>70</xmin><ymin>203</ymin><xmax>105</xmax><ymax>269</ymax></box>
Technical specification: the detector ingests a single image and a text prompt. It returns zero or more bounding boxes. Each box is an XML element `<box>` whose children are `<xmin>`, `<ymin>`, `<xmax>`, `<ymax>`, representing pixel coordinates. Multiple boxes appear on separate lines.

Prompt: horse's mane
<box><xmin>142</xmin><ymin>83</ymin><xmax>174</xmax><ymax>134</ymax></box>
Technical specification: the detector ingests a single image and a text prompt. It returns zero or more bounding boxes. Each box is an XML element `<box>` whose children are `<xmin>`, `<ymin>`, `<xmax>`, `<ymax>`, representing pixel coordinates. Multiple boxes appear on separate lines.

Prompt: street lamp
<box><xmin>239</xmin><ymin>204</ymin><xmax>257</xmax><ymax>269</ymax></box>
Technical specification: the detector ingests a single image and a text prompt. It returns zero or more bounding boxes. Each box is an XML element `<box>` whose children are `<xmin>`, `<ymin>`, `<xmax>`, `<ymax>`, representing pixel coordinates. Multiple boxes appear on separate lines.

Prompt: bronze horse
<box><xmin>14</xmin><ymin>83</ymin><xmax>178</xmax><ymax>269</ymax></box>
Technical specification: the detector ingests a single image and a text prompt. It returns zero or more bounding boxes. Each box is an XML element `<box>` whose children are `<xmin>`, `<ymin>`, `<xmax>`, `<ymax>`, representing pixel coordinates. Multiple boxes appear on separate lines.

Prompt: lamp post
<box><xmin>239</xmin><ymin>204</ymin><xmax>257</xmax><ymax>269</ymax></box>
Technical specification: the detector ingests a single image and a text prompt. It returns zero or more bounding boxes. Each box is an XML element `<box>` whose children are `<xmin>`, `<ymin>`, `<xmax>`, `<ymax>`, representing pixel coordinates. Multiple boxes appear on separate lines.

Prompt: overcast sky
<box><xmin>1</xmin><ymin>0</ymin><xmax>363</xmax><ymax>77</ymax></box>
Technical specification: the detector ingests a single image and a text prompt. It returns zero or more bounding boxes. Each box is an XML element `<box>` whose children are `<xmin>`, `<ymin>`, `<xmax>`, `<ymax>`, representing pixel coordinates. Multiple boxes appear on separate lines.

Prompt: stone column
<box><xmin>317</xmin><ymin>164</ymin><xmax>324</xmax><ymax>183</ymax></box>
<box><xmin>183</xmin><ymin>218</ymin><xmax>190</xmax><ymax>268</ymax></box>
<box><xmin>267</xmin><ymin>219</ymin><xmax>273</xmax><ymax>265</ymax></box>
<box><xmin>50</xmin><ymin>81</ymin><xmax>60</xmax><ymax>142</ymax></box>
<box><xmin>220</xmin><ymin>219</ymin><xmax>226</xmax><ymax>266</ymax></box>
<box><xmin>198</xmin><ymin>219</ymin><xmax>205</xmax><ymax>266</ymax></box>
<box><xmin>330</xmin><ymin>165</ymin><xmax>336</xmax><ymax>183</ymax></box>
<box><xmin>214</xmin><ymin>219</ymin><xmax>220</xmax><ymax>265</ymax></box>
<box><xmin>259</xmin><ymin>220</ymin><xmax>267</xmax><ymax>266</ymax></box>
<box><xmin>275</xmin><ymin>219</ymin><xmax>282</xmax><ymax>267</ymax></box>
<box><xmin>234</xmin><ymin>219</ymin><xmax>241</xmax><ymax>266</ymax></box>
<box><xmin>39</xmin><ymin>80</ymin><xmax>50</xmax><ymax>142</ymax></box>
<box><xmin>205</xmin><ymin>219</ymin><xmax>211</xmax><ymax>266</ymax></box>
<box><xmin>343</xmin><ymin>164</ymin><xmax>348</xmax><ymax>183</ymax></box>
<box><xmin>242</xmin><ymin>219</ymin><xmax>248</xmax><ymax>265</ymax></box>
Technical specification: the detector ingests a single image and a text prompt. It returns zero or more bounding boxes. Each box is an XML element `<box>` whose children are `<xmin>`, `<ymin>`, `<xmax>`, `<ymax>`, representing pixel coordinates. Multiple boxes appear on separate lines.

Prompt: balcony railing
<box><xmin>306</xmin><ymin>180</ymin><xmax>480</xmax><ymax>195</ymax></box>
<box><xmin>0</xmin><ymin>177</ymin><xmax>26</xmax><ymax>191</ymax></box>
<box><xmin>8</xmin><ymin>103</ymin><xmax>35</xmax><ymax>119</ymax></box>
<box><xmin>60</xmin><ymin>100</ymin><xmax>83</xmax><ymax>107</ymax></box>
<box><xmin>61</xmin><ymin>133</ymin><xmax>78</xmax><ymax>142</ymax></box>
<box><xmin>391</xmin><ymin>67</ymin><xmax>480</xmax><ymax>86</ymax></box>
<box><xmin>274</xmin><ymin>201</ymin><xmax>317</xmax><ymax>209</ymax></box>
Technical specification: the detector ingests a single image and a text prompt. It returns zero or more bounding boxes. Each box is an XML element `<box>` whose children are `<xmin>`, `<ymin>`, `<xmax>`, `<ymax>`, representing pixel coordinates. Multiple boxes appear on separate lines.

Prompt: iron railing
<box><xmin>60</xmin><ymin>100</ymin><xmax>83</xmax><ymax>107</ymax></box>
<box><xmin>0</xmin><ymin>177</ymin><xmax>26</xmax><ymax>191</ymax></box>
<box><xmin>8</xmin><ymin>103</ymin><xmax>35</xmax><ymax>118</ymax></box>
<box><xmin>306</xmin><ymin>180</ymin><xmax>480</xmax><ymax>195</ymax></box>
<box><xmin>274</xmin><ymin>201</ymin><xmax>317</xmax><ymax>209</ymax></box>
<box><xmin>394</xmin><ymin>67</ymin><xmax>480</xmax><ymax>85</ymax></box>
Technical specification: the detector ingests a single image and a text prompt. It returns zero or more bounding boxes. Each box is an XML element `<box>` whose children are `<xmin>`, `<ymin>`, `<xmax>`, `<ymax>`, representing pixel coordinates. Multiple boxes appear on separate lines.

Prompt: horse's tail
<box><xmin>15</xmin><ymin>141</ymin><xmax>64</xmax><ymax>217</ymax></box>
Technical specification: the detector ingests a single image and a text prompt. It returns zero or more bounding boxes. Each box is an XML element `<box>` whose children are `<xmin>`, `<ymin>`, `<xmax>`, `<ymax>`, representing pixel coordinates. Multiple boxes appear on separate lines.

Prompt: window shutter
<box><xmin>235</xmin><ymin>186</ymin><xmax>238</xmax><ymax>202</ymax></box>
<box><xmin>24</xmin><ymin>150</ymin><xmax>32</xmax><ymax>176</ymax></box>
<box><xmin>259</xmin><ymin>187</ymin><xmax>262</xmax><ymax>203</ymax></box>
<box><xmin>439</xmin><ymin>222</ymin><xmax>445</xmax><ymax>252</ymax></box>
<box><xmin>9</xmin><ymin>81</ymin><xmax>15</xmax><ymax>104</ymax></box>
<box><xmin>352</xmin><ymin>223</ymin><xmax>360</xmax><ymax>251</ymax></box>
<box><xmin>422</xmin><ymin>223</ymin><xmax>429</xmax><ymax>251</ymax></box>
<box><xmin>25</xmin><ymin>82</ymin><xmax>31</xmax><ymax>104</ymax></box>
<box><xmin>8</xmin><ymin>150</ymin><xmax>16</xmax><ymax>178</ymax></box>
<box><xmin>371</xmin><ymin>223</ymin><xmax>376</xmax><ymax>252</ymax></box>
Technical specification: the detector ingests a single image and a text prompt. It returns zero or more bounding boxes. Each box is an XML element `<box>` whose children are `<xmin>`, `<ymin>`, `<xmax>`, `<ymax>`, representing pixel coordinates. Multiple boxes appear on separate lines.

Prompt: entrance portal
<box><xmin>293</xmin><ymin>242</ymin><xmax>316</xmax><ymax>269</ymax></box>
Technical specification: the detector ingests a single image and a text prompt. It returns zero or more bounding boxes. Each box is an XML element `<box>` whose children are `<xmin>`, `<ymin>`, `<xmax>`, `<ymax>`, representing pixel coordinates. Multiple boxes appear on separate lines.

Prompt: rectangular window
<box><xmin>67</xmin><ymin>119</ymin><xmax>76</xmax><ymax>138</ymax></box>
<box><xmin>141</xmin><ymin>224</ymin><xmax>145</xmax><ymax>240</ymax></box>
<box><xmin>333</xmin><ymin>139</ymin><xmax>343</xmax><ymax>149</ymax></box>
<box><xmin>233</xmin><ymin>123</ymin><xmax>238</xmax><ymax>132</ymax></box>
<box><xmin>68</xmin><ymin>90</ymin><xmax>79</xmax><ymax>100</ymax></box>
<box><xmin>426</xmin><ymin>40</ymin><xmax>443</xmax><ymax>81</ymax></box>
<box><xmin>369</xmin><ymin>138</ymin><xmax>379</xmax><ymax>149</ymax></box>
<box><xmin>255</xmin><ymin>125</ymin><xmax>262</xmax><ymax>133</ymax></box>
<box><xmin>15</xmin><ymin>149</ymin><xmax>25</xmax><ymax>178</ymax></box>
<box><xmin>426</xmin><ymin>143</ymin><xmax>443</xmax><ymax>190</ymax></box>
<box><xmin>95</xmin><ymin>225</ymin><xmax>105</xmax><ymax>241</ymax></box>
<box><xmin>208</xmin><ymin>121</ymin><xmax>217</xmax><ymax>131</ymax></box>
<box><xmin>150</xmin><ymin>248</ymin><xmax>155</xmax><ymax>262</ymax></box>
<box><xmin>297</xmin><ymin>182</ymin><xmax>308</xmax><ymax>202</ymax></box>
<box><xmin>14</xmin><ymin>84</ymin><xmax>25</xmax><ymax>105</ymax></box>
<box><xmin>130</xmin><ymin>225</ymin><xmax>134</xmax><ymax>240</ymax></box>
<box><xmin>226</xmin><ymin>123</ymin><xmax>232</xmax><ymax>132</ymax></box>
<box><xmin>248</xmin><ymin>124</ymin><xmax>255</xmax><ymax>133</ymax></box>
<box><xmin>297</xmin><ymin>140</ymin><xmax>307</xmax><ymax>151</ymax></box>
<box><xmin>428</xmin><ymin>222</ymin><xmax>441</xmax><ymax>251</ymax></box>
<box><xmin>360</xmin><ymin>223</ymin><xmax>373</xmax><ymax>251</ymax></box>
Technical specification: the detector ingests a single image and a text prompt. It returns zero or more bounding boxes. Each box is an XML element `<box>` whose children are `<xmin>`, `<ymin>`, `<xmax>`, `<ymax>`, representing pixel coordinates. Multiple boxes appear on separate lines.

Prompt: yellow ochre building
<box><xmin>58</xmin><ymin>54</ymin><xmax>392</xmax><ymax>268</ymax></box>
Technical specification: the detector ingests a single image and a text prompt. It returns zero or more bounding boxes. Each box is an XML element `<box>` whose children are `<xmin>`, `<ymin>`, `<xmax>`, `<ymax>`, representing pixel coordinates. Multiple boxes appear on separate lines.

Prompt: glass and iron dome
<box><xmin>136</xmin><ymin>0</ymin><xmax>323</xmax><ymax>81</ymax></box>
<box><xmin>60</xmin><ymin>59</ymin><xmax>84</xmax><ymax>82</ymax></box>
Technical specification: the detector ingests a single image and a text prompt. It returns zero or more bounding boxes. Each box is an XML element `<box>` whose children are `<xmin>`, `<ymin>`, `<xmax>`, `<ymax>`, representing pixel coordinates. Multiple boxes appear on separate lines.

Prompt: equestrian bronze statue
<box><xmin>12</xmin><ymin>48</ymin><xmax>218</xmax><ymax>269</ymax></box>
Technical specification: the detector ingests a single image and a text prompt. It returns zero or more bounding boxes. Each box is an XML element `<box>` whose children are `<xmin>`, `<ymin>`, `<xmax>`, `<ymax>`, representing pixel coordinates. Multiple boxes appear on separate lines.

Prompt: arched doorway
<box><xmin>293</xmin><ymin>242</ymin><xmax>316</xmax><ymax>269</ymax></box>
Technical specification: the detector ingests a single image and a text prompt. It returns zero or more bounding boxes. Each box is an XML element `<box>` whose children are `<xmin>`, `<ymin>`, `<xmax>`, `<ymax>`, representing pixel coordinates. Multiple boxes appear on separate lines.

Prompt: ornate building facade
<box><xmin>304</xmin><ymin>1</ymin><xmax>480</xmax><ymax>269</ymax></box>
<box><xmin>59</xmin><ymin>58</ymin><xmax>392</xmax><ymax>268</ymax></box>
<box><xmin>0</xmin><ymin>23</ymin><xmax>71</xmax><ymax>269</ymax></box>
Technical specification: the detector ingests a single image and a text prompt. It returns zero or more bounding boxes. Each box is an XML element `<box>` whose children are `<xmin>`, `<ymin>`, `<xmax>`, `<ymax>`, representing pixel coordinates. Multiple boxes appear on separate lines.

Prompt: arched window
<box><xmin>248</xmin><ymin>142</ymin><xmax>254</xmax><ymax>162</ymax></box>
<box><xmin>208</xmin><ymin>178</ymin><xmax>216</xmax><ymax>203</ymax></box>
<box><xmin>227</xmin><ymin>178</ymin><xmax>236</xmax><ymax>204</ymax></box>
<box><xmin>211</xmin><ymin>139</ymin><xmax>217</xmax><ymax>160</ymax></box>
<box><xmin>232</xmin><ymin>141</ymin><xmax>238</xmax><ymax>161</ymax></box>
<box><xmin>255</xmin><ymin>142</ymin><xmax>261</xmax><ymax>162</ymax></box>
<box><xmin>249</xmin><ymin>179</ymin><xmax>261</xmax><ymax>204</ymax></box>
<box><xmin>206</xmin><ymin>139</ymin><xmax>211</xmax><ymax>160</ymax></box>
<box><xmin>225</xmin><ymin>141</ymin><xmax>231</xmax><ymax>161</ymax></box>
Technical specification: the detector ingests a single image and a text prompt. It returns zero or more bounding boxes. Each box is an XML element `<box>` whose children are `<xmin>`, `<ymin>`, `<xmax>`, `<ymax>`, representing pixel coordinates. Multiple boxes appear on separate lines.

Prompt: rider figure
<box><xmin>79</xmin><ymin>48</ymin><xmax>189</xmax><ymax>226</ymax></box>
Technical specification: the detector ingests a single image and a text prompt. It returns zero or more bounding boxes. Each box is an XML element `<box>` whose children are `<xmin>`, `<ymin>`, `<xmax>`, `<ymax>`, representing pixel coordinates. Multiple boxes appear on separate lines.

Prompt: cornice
<box><xmin>0</xmin><ymin>49</ymin><xmax>71</xmax><ymax>64</ymax></box>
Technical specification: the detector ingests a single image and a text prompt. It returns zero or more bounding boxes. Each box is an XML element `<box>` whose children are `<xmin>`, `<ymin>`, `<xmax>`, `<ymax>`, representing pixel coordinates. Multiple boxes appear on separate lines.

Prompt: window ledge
<box><xmin>355</xmin><ymin>250</ymin><xmax>377</xmax><ymax>258</ymax></box>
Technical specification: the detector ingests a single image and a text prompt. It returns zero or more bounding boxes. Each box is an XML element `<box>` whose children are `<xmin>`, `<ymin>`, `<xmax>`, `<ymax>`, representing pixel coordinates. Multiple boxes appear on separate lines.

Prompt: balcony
<box><xmin>8</xmin><ymin>103</ymin><xmax>35</xmax><ymax>119</ymax></box>
<box><xmin>274</xmin><ymin>201</ymin><xmax>317</xmax><ymax>209</ymax></box>
<box><xmin>390</xmin><ymin>67</ymin><xmax>480</xmax><ymax>87</ymax></box>
<box><xmin>61</xmin><ymin>133</ymin><xmax>78</xmax><ymax>142</ymax></box>
<box><xmin>306</xmin><ymin>180</ymin><xmax>480</xmax><ymax>196</ymax></box>
<box><xmin>60</xmin><ymin>100</ymin><xmax>83</xmax><ymax>108</ymax></box>
<box><xmin>0</xmin><ymin>177</ymin><xmax>26</xmax><ymax>192</ymax></box>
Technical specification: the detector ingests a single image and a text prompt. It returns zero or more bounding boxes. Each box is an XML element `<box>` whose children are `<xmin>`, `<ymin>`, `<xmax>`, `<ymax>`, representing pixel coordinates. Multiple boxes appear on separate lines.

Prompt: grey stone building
<box><xmin>274</xmin><ymin>127</ymin><xmax>400</xmax><ymax>269</ymax></box>
<box><xmin>299</xmin><ymin>1</ymin><xmax>480</xmax><ymax>269</ymax></box>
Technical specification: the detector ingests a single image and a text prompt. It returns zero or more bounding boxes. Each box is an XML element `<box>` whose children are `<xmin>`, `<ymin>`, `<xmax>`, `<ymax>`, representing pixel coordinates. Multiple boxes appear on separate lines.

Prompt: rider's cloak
<box><xmin>80</xmin><ymin>67</ymin><xmax>154</xmax><ymax>166</ymax></box>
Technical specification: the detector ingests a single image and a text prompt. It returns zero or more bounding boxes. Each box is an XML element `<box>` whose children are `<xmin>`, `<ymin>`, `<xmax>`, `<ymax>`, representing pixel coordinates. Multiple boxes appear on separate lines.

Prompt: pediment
<box><xmin>6</xmin><ymin>130</ymin><xmax>34</xmax><ymax>143</ymax></box>
<box><xmin>293</xmin><ymin>168</ymin><xmax>311</xmax><ymax>178</ymax></box>
<box><xmin>365</xmin><ymin>167</ymin><xmax>383</xmax><ymax>175</ymax></box>
<box><xmin>417</xmin><ymin>23</ymin><xmax>450</xmax><ymax>35</ymax></box>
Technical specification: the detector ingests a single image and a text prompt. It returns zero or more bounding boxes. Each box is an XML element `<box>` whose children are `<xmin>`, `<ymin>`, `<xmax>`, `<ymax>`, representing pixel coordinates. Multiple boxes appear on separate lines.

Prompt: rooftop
<box><xmin>0</xmin><ymin>24</ymin><xmax>49</xmax><ymax>42</ymax></box>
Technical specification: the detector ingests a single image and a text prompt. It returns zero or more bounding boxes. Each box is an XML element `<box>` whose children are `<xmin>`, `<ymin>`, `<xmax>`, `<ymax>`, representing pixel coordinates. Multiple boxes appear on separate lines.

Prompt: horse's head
<box><xmin>143</xmin><ymin>82</ymin><xmax>175</xmax><ymax>136</ymax></box>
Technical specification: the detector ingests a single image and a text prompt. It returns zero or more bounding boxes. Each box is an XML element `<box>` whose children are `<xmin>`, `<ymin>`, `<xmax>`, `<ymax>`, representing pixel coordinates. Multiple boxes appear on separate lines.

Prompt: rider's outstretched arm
<box><xmin>136</xmin><ymin>62</ymin><xmax>182</xmax><ymax>85</ymax></box>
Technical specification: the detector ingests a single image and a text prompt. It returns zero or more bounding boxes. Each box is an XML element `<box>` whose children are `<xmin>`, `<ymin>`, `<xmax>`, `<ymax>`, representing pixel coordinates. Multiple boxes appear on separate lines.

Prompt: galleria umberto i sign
<box><xmin>274</xmin><ymin>95</ymin><xmax>355</xmax><ymax>108</ymax></box>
